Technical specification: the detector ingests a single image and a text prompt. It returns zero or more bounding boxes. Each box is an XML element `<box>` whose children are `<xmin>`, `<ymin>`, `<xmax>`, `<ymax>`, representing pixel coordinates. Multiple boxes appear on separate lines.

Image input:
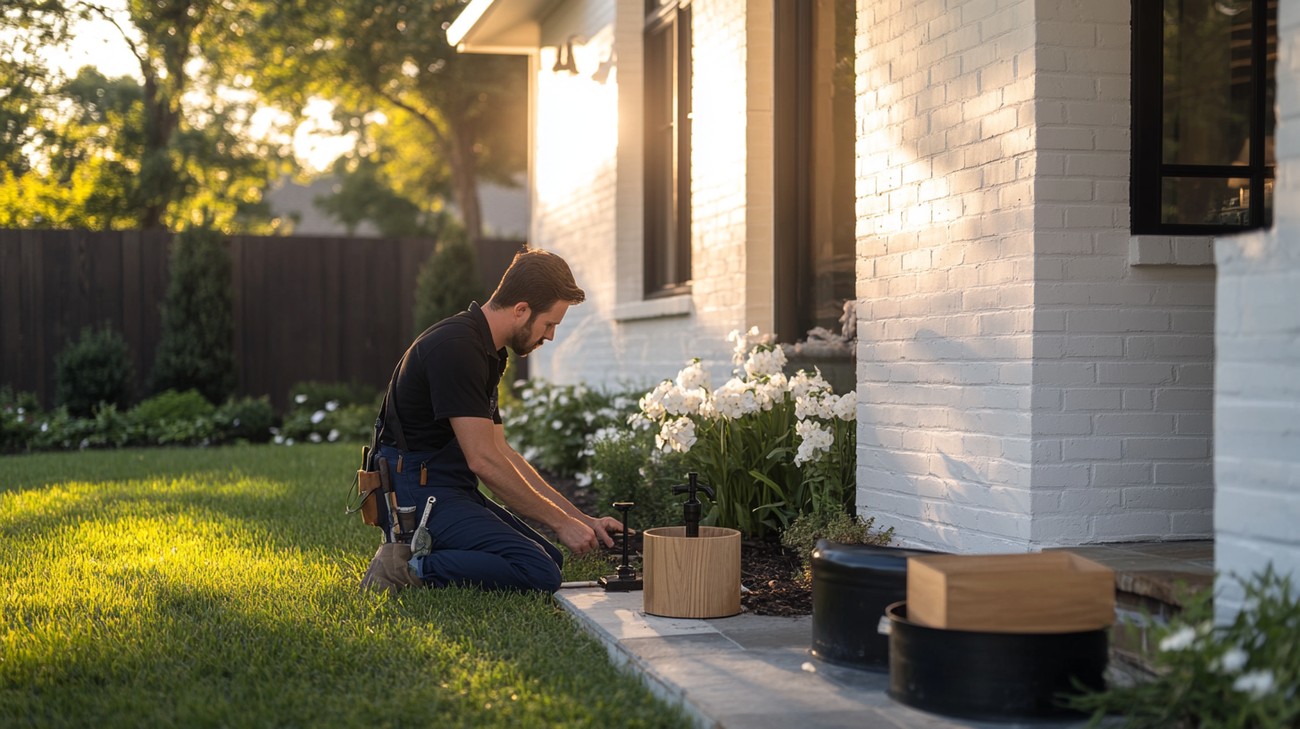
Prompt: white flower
<box><xmin>1159</xmin><ymin>625</ymin><xmax>1197</xmax><ymax>652</ymax></box>
<box><xmin>832</xmin><ymin>391</ymin><xmax>858</xmax><ymax>421</ymax></box>
<box><xmin>551</xmin><ymin>419</ymin><xmax>563</xmax><ymax>430</ymax></box>
<box><xmin>626</xmin><ymin>413</ymin><xmax>654</xmax><ymax>431</ymax></box>
<box><xmin>294</xmin><ymin>393</ymin><xmax>308</xmax><ymax>404</ymax></box>
<box><xmin>743</xmin><ymin>345</ymin><xmax>787</xmax><ymax>379</ymax></box>
<box><xmin>325</xmin><ymin>400</ymin><xmax>339</xmax><ymax>412</ymax></box>
<box><xmin>310</xmin><ymin>410</ymin><xmax>326</xmax><ymax>424</ymax></box>
<box><xmin>328</xmin><ymin>429</ymin><xmax>340</xmax><ymax>442</ymax></box>
<box><xmin>675</xmin><ymin>358</ymin><xmax>709</xmax><ymax>391</ymax></box>
<box><xmin>1213</xmin><ymin>646</ymin><xmax>1249</xmax><ymax>674</ymax></box>
<box><xmin>309</xmin><ymin>432</ymin><xmax>322</xmax><ymax>443</ymax></box>
<box><xmin>557</xmin><ymin>395</ymin><xmax>570</xmax><ymax>407</ymax></box>
<box><xmin>712</xmin><ymin>379</ymin><xmax>759</xmax><ymax>419</ymax></box>
<box><xmin>575</xmin><ymin>472</ymin><xmax>593</xmax><ymax>487</ymax></box>
<box><xmin>796</xmin><ymin>393</ymin><xmax>834</xmax><ymax>421</ymax></box>
<box><xmin>794</xmin><ymin>419</ymin><xmax>834</xmax><ymax>465</ymax></box>
<box><xmin>1233</xmin><ymin>669</ymin><xmax>1275</xmax><ymax>698</ymax></box>
<box><xmin>273</xmin><ymin>434</ymin><xmax>285</xmax><ymax>444</ymax></box>
<box><xmin>284</xmin><ymin>438</ymin><xmax>295</xmax><ymax>446</ymax></box>
<box><xmin>789</xmin><ymin>369</ymin><xmax>831</xmax><ymax>400</ymax></box>
<box><xmin>639</xmin><ymin>379</ymin><xmax>679</xmax><ymax>421</ymax></box>
<box><xmin>655</xmin><ymin>417</ymin><xmax>697</xmax><ymax>453</ymax></box>
<box><xmin>522</xmin><ymin>446</ymin><xmax>541</xmax><ymax>461</ymax></box>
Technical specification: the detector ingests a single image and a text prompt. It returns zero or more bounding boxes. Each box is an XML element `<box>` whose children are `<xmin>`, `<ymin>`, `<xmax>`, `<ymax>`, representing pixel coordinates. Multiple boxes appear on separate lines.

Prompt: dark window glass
<box><xmin>1133</xmin><ymin>0</ymin><xmax>1276</xmax><ymax>234</ymax></box>
<box><xmin>774</xmin><ymin>0</ymin><xmax>856</xmax><ymax>341</ymax></box>
<box><xmin>644</xmin><ymin>3</ymin><xmax>692</xmax><ymax>297</ymax></box>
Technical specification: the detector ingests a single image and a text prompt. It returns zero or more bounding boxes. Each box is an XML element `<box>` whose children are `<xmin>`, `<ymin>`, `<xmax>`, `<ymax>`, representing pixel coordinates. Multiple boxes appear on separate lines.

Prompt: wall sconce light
<box><xmin>591</xmin><ymin>50</ymin><xmax>617</xmax><ymax>84</ymax></box>
<box><xmin>552</xmin><ymin>36</ymin><xmax>578</xmax><ymax>74</ymax></box>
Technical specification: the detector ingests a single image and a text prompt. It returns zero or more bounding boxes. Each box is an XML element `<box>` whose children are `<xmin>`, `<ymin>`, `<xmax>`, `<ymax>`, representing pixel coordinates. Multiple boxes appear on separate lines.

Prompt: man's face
<box><xmin>510</xmin><ymin>301</ymin><xmax>570</xmax><ymax>356</ymax></box>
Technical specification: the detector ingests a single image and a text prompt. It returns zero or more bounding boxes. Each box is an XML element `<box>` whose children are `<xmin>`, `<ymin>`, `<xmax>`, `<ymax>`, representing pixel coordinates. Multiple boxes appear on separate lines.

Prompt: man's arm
<box><xmin>450</xmin><ymin>416</ymin><xmax>603</xmax><ymax>554</ymax></box>
<box><xmin>494</xmin><ymin>424</ymin><xmax>623</xmax><ymax>548</ymax></box>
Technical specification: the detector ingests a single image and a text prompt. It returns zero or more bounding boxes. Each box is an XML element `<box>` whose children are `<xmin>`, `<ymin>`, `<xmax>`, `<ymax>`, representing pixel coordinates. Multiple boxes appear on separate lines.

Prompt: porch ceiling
<box><xmin>446</xmin><ymin>0</ymin><xmax>558</xmax><ymax>55</ymax></box>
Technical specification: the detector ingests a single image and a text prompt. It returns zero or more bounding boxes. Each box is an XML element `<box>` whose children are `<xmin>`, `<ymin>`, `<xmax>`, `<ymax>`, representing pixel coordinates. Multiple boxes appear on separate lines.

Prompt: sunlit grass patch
<box><xmin>0</xmin><ymin>445</ymin><xmax>685</xmax><ymax>728</ymax></box>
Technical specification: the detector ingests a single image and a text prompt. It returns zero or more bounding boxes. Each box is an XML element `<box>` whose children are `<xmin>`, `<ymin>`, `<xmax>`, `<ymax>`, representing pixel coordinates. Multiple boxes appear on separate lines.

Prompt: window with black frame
<box><xmin>644</xmin><ymin>0</ymin><xmax>692</xmax><ymax>298</ymax></box>
<box><xmin>1132</xmin><ymin>0</ymin><xmax>1277</xmax><ymax>234</ymax></box>
<box><xmin>774</xmin><ymin>0</ymin><xmax>856</xmax><ymax>342</ymax></box>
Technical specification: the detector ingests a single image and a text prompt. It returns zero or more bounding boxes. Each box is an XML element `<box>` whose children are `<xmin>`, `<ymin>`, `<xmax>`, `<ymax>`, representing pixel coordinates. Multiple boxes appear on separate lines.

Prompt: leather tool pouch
<box><xmin>356</xmin><ymin>469</ymin><xmax>382</xmax><ymax>526</ymax></box>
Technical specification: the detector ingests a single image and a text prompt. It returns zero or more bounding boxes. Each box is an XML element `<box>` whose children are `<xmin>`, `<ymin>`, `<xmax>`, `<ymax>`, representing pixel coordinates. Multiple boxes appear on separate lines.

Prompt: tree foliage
<box><xmin>234</xmin><ymin>0</ymin><xmax>526</xmax><ymax>240</ymax></box>
<box><xmin>0</xmin><ymin>1</ymin><xmax>292</xmax><ymax>232</ymax></box>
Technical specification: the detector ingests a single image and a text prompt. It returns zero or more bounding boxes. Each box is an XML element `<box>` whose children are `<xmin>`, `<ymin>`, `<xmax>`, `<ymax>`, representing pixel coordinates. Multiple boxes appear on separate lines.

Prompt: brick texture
<box><xmin>855</xmin><ymin>0</ymin><xmax>1215</xmax><ymax>551</ymax></box>
<box><xmin>1212</xmin><ymin>2</ymin><xmax>1300</xmax><ymax>618</ymax></box>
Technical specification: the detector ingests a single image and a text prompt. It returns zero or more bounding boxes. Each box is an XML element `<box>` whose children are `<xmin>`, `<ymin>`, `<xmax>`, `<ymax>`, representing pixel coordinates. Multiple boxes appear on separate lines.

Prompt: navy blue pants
<box><xmin>376</xmin><ymin>445</ymin><xmax>564</xmax><ymax>593</ymax></box>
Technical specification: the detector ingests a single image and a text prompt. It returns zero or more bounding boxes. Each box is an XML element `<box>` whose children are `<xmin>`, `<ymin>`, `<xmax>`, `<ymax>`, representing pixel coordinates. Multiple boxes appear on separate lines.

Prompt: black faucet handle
<box><xmin>671</xmin><ymin>484</ymin><xmax>691</xmax><ymax>496</ymax></box>
<box><xmin>697</xmin><ymin>484</ymin><xmax>715</xmax><ymax>500</ymax></box>
<box><xmin>612</xmin><ymin>501</ymin><xmax>635</xmax><ymax>513</ymax></box>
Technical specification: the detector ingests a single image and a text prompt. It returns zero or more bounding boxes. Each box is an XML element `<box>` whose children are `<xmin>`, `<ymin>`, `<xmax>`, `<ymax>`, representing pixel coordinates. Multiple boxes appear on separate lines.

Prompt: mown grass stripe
<box><xmin>1</xmin><ymin>444</ymin><xmax>687</xmax><ymax>728</ymax></box>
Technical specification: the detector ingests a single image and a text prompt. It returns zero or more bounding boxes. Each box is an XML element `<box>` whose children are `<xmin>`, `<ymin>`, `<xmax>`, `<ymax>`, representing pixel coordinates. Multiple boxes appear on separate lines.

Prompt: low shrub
<box><xmin>276</xmin><ymin>382</ymin><xmax>380</xmax><ymax>445</ymax></box>
<box><xmin>780</xmin><ymin>510</ymin><xmax>894</xmax><ymax>578</ymax></box>
<box><xmin>1068</xmin><ymin>565</ymin><xmax>1300</xmax><ymax>728</ymax></box>
<box><xmin>500</xmin><ymin>379</ymin><xmax>641</xmax><ymax>478</ymax></box>
<box><xmin>0</xmin><ymin>388</ymin><xmax>40</xmax><ymax>454</ymax></box>
<box><xmin>54</xmin><ymin>324</ymin><xmax>135</xmax><ymax>417</ymax></box>
<box><xmin>130</xmin><ymin>390</ymin><xmax>218</xmax><ymax>446</ymax></box>
<box><xmin>586</xmin><ymin>426</ymin><xmax>686</xmax><ymax>531</ymax></box>
<box><xmin>214</xmin><ymin>397</ymin><xmax>276</xmax><ymax>444</ymax></box>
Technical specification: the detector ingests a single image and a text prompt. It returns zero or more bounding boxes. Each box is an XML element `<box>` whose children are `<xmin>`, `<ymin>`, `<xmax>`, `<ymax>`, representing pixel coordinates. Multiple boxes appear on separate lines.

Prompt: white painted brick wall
<box><xmin>856</xmin><ymin>0</ymin><xmax>1216</xmax><ymax>551</ymax></box>
<box><xmin>530</xmin><ymin>0</ymin><xmax>771</xmax><ymax>390</ymax></box>
<box><xmin>1213</xmin><ymin>2</ymin><xmax>1300</xmax><ymax>618</ymax></box>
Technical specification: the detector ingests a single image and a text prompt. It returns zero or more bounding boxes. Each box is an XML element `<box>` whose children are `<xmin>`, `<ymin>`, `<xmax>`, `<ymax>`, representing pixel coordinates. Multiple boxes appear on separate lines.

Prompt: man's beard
<box><xmin>510</xmin><ymin>323</ymin><xmax>543</xmax><ymax>356</ymax></box>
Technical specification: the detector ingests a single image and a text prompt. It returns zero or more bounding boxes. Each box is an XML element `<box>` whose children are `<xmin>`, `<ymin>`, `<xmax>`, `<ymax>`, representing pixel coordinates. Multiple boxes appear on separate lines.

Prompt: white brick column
<box><xmin>855</xmin><ymin>0</ymin><xmax>1216</xmax><ymax>551</ymax></box>
<box><xmin>1213</xmin><ymin>4</ymin><xmax>1300</xmax><ymax>616</ymax></box>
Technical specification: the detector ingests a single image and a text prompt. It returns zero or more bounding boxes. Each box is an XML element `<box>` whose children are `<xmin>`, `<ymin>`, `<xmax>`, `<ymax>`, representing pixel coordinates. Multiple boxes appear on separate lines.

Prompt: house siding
<box><xmin>1213</xmin><ymin>3</ymin><xmax>1300</xmax><ymax>616</ymax></box>
<box><xmin>854</xmin><ymin>0</ymin><xmax>1215</xmax><ymax>551</ymax></box>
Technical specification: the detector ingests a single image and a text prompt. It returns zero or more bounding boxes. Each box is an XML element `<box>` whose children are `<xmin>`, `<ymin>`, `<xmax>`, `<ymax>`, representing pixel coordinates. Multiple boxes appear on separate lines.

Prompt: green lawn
<box><xmin>0</xmin><ymin>444</ymin><xmax>687</xmax><ymax>728</ymax></box>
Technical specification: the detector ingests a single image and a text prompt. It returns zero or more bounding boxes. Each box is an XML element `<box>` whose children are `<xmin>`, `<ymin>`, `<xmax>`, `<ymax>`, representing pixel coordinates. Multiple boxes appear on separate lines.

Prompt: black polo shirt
<box><xmin>382</xmin><ymin>302</ymin><xmax>507</xmax><ymax>452</ymax></box>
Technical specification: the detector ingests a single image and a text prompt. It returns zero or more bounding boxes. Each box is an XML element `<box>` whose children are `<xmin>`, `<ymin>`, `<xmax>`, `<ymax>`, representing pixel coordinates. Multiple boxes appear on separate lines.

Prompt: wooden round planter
<box><xmin>642</xmin><ymin>526</ymin><xmax>741</xmax><ymax>619</ymax></box>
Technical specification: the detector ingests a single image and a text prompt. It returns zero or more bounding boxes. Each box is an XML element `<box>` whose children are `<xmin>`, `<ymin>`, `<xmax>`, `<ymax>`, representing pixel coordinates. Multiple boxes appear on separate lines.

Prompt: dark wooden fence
<box><xmin>0</xmin><ymin>230</ymin><xmax>525</xmax><ymax>412</ymax></box>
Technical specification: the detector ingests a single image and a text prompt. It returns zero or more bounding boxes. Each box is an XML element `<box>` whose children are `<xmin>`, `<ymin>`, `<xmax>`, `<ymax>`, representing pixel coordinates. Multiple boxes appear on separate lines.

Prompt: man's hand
<box><xmin>587</xmin><ymin>515</ymin><xmax>625</xmax><ymax>549</ymax></box>
<box><xmin>555</xmin><ymin>517</ymin><xmax>602</xmax><ymax>555</ymax></box>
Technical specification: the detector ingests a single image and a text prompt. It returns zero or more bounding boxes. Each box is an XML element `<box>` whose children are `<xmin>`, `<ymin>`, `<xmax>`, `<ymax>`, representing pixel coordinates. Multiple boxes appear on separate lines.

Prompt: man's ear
<box><xmin>512</xmin><ymin>301</ymin><xmax>531</xmax><ymax>322</ymax></box>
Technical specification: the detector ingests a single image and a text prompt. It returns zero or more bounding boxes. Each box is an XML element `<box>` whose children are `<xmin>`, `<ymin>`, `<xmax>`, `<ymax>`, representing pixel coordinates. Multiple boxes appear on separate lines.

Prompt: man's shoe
<box><xmin>360</xmin><ymin>543</ymin><xmax>423</xmax><ymax>594</ymax></box>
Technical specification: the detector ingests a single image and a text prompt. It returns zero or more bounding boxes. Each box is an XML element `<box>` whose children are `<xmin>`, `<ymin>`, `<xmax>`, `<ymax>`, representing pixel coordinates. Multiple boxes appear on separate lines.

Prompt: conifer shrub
<box><xmin>412</xmin><ymin>229</ymin><xmax>485</xmax><ymax>336</ymax></box>
<box><xmin>54</xmin><ymin>323</ymin><xmax>135</xmax><ymax>417</ymax></box>
<box><xmin>150</xmin><ymin>225</ymin><xmax>235</xmax><ymax>404</ymax></box>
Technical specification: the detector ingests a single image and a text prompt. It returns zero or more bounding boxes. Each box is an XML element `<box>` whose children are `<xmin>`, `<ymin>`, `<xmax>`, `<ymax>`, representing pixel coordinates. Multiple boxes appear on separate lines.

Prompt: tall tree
<box><xmin>1</xmin><ymin>1</ymin><xmax>292</xmax><ymax>232</ymax></box>
<box><xmin>236</xmin><ymin>0</ymin><xmax>526</xmax><ymax>241</ymax></box>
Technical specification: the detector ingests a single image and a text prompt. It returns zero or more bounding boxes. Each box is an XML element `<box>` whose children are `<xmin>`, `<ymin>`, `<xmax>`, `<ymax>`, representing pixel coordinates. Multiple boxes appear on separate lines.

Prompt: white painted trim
<box><xmin>613</xmin><ymin>295</ymin><xmax>693</xmax><ymax>322</ymax></box>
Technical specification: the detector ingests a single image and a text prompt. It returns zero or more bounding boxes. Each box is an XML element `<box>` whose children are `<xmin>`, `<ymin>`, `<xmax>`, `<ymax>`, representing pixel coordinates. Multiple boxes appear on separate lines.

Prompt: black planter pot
<box><xmin>809</xmin><ymin>541</ymin><xmax>941</xmax><ymax>671</ymax></box>
<box><xmin>886</xmin><ymin>602</ymin><xmax>1108</xmax><ymax>722</ymax></box>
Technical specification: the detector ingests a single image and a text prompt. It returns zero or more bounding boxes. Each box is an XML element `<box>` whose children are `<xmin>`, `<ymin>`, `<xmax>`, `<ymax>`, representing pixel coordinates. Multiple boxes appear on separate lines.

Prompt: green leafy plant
<box><xmin>780</xmin><ymin>511</ymin><xmax>894</xmax><ymax>578</ymax></box>
<box><xmin>1068</xmin><ymin>565</ymin><xmax>1300</xmax><ymax>728</ymax></box>
<box><xmin>130</xmin><ymin>389</ymin><xmax>218</xmax><ymax>445</ymax></box>
<box><xmin>0</xmin><ymin>387</ymin><xmax>40</xmax><ymax>454</ymax></box>
<box><xmin>213</xmin><ymin>396</ymin><xmax>276</xmax><ymax>444</ymax></box>
<box><xmin>54</xmin><ymin>323</ymin><xmax>135</xmax><ymax>417</ymax></box>
<box><xmin>150</xmin><ymin>224</ymin><xmax>235</xmax><ymax>404</ymax></box>
<box><xmin>500</xmin><ymin>380</ymin><xmax>640</xmax><ymax>478</ymax></box>
<box><xmin>586</xmin><ymin>426</ymin><xmax>684</xmax><ymax>531</ymax></box>
<box><xmin>633</xmin><ymin>328</ymin><xmax>861</xmax><ymax>538</ymax></box>
<box><xmin>275</xmin><ymin>382</ymin><xmax>381</xmax><ymax>445</ymax></box>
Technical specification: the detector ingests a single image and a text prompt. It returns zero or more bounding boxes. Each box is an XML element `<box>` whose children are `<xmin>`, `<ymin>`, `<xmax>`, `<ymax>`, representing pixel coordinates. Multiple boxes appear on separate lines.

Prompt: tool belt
<box><xmin>346</xmin><ymin>360</ymin><xmax>414</xmax><ymax>542</ymax></box>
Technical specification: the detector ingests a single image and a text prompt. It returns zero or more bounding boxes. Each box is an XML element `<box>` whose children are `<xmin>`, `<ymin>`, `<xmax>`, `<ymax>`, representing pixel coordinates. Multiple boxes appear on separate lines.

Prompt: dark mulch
<box><xmin>547</xmin><ymin>473</ymin><xmax>813</xmax><ymax>617</ymax></box>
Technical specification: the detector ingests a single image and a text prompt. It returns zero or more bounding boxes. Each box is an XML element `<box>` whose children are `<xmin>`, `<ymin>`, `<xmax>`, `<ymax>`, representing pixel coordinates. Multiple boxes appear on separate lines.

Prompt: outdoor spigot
<box><xmin>599</xmin><ymin>501</ymin><xmax>642</xmax><ymax>592</ymax></box>
<box><xmin>671</xmin><ymin>472</ymin><xmax>715</xmax><ymax>538</ymax></box>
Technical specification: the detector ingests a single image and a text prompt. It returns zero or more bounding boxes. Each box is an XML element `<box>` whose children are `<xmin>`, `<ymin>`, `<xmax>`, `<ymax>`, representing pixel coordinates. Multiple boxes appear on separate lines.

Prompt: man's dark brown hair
<box><xmin>487</xmin><ymin>248</ymin><xmax>585</xmax><ymax>315</ymax></box>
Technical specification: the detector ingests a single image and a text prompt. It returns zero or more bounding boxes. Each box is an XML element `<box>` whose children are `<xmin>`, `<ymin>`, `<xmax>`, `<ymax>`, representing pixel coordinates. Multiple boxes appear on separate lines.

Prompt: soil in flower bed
<box><xmin>545</xmin><ymin>473</ymin><xmax>812</xmax><ymax>617</ymax></box>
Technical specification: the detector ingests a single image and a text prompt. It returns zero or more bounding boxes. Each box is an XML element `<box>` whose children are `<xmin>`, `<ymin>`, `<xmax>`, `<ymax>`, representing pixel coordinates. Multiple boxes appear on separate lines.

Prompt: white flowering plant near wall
<box><xmin>1068</xmin><ymin>565</ymin><xmax>1299</xmax><ymax>727</ymax></box>
<box><xmin>631</xmin><ymin>328</ymin><xmax>858</xmax><ymax>538</ymax></box>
